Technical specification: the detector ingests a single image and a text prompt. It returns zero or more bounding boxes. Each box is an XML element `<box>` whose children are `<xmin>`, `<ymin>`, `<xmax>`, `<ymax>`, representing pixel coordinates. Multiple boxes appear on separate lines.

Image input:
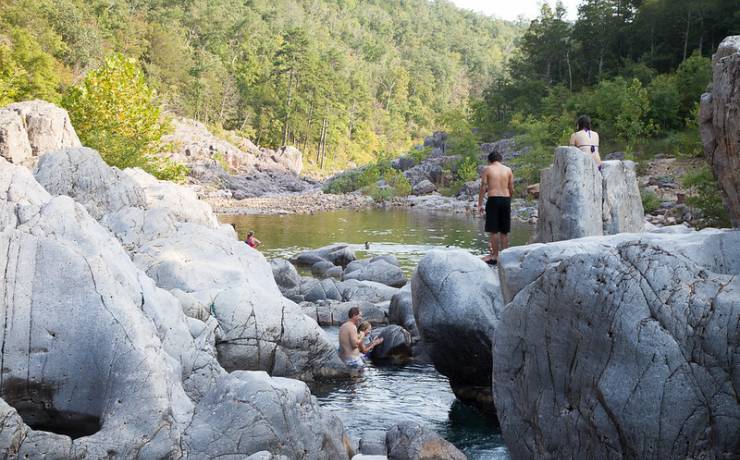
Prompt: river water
<box><xmin>222</xmin><ymin>208</ymin><xmax>533</xmax><ymax>459</ymax></box>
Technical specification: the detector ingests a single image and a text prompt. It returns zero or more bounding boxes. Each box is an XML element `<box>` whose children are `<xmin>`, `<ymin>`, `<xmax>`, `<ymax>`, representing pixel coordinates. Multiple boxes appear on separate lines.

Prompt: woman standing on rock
<box><xmin>570</xmin><ymin>115</ymin><xmax>602</xmax><ymax>168</ymax></box>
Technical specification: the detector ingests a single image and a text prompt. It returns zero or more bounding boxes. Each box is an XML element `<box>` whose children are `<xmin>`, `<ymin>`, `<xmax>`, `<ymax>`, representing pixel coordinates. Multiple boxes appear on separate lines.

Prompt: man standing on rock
<box><xmin>339</xmin><ymin>307</ymin><xmax>382</xmax><ymax>367</ymax></box>
<box><xmin>477</xmin><ymin>151</ymin><xmax>514</xmax><ymax>265</ymax></box>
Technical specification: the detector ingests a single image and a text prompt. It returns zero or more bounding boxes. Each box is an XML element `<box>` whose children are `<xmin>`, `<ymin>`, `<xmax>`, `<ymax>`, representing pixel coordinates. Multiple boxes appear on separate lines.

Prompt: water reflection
<box><xmin>219</xmin><ymin>208</ymin><xmax>530</xmax><ymax>459</ymax></box>
<box><xmin>311</xmin><ymin>328</ymin><xmax>508</xmax><ymax>459</ymax></box>
<box><xmin>222</xmin><ymin>208</ymin><xmax>532</xmax><ymax>273</ymax></box>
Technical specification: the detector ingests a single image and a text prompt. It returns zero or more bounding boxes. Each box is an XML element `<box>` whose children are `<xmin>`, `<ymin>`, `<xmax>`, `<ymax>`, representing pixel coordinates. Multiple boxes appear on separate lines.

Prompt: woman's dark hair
<box><xmin>247</xmin><ymin>231</ymin><xmax>254</xmax><ymax>237</ymax></box>
<box><xmin>487</xmin><ymin>151</ymin><xmax>503</xmax><ymax>163</ymax></box>
<box><xmin>576</xmin><ymin>115</ymin><xmax>592</xmax><ymax>131</ymax></box>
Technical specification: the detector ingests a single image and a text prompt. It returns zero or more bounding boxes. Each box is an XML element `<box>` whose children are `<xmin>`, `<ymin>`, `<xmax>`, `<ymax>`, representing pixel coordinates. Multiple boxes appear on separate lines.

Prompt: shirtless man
<box><xmin>477</xmin><ymin>151</ymin><xmax>514</xmax><ymax>265</ymax></box>
<box><xmin>338</xmin><ymin>307</ymin><xmax>382</xmax><ymax>367</ymax></box>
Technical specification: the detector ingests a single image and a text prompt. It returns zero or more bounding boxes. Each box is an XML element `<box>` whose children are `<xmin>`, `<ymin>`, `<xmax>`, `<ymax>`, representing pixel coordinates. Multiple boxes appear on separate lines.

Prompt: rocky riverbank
<box><xmin>209</xmin><ymin>190</ymin><xmax>374</xmax><ymax>215</ymax></box>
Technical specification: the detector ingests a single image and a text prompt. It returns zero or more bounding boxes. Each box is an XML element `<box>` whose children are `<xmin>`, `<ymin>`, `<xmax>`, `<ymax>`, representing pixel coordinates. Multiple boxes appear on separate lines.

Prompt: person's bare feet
<box><xmin>481</xmin><ymin>254</ymin><xmax>497</xmax><ymax>266</ymax></box>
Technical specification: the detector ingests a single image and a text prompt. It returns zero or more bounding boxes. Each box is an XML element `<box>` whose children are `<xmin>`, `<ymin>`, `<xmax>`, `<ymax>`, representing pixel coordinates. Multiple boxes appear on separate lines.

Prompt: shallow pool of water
<box><xmin>219</xmin><ymin>207</ymin><xmax>533</xmax><ymax>459</ymax></box>
<box><xmin>223</xmin><ymin>207</ymin><xmax>532</xmax><ymax>273</ymax></box>
<box><xmin>311</xmin><ymin>327</ymin><xmax>509</xmax><ymax>459</ymax></box>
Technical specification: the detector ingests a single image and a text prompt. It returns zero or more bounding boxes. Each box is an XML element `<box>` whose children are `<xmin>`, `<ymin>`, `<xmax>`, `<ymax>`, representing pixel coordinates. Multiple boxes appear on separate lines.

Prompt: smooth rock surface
<box><xmin>411</xmin><ymin>250</ymin><xmax>503</xmax><ymax>411</ymax></box>
<box><xmin>0</xmin><ymin>100</ymin><xmax>80</xmax><ymax>166</ymax></box>
<box><xmin>343</xmin><ymin>257</ymin><xmax>407</xmax><ymax>288</ymax></box>
<box><xmin>302</xmin><ymin>301</ymin><xmax>388</xmax><ymax>326</ymax></box>
<box><xmin>367</xmin><ymin>325</ymin><xmax>412</xmax><ymax>362</ymax></box>
<box><xmin>34</xmin><ymin>147</ymin><xmax>146</xmax><ymax>219</ymax></box>
<box><xmin>600</xmin><ymin>160</ymin><xmax>644</xmax><ymax>234</ymax></box>
<box><xmin>1</xmin><ymin>158</ymin><xmax>351</xmax><ymax>458</ymax></box>
<box><xmin>34</xmin><ymin>149</ymin><xmax>347</xmax><ymax>380</ymax></box>
<box><xmin>385</xmin><ymin>422</ymin><xmax>466</xmax><ymax>460</ymax></box>
<box><xmin>536</xmin><ymin>146</ymin><xmax>603</xmax><ymax>242</ymax></box>
<box><xmin>700</xmin><ymin>35</ymin><xmax>740</xmax><ymax>227</ymax></box>
<box><xmin>292</xmin><ymin>244</ymin><xmax>356</xmax><ymax>268</ymax></box>
<box><xmin>494</xmin><ymin>229</ymin><xmax>740</xmax><ymax>459</ymax></box>
<box><xmin>388</xmin><ymin>284</ymin><xmax>418</xmax><ymax>339</ymax></box>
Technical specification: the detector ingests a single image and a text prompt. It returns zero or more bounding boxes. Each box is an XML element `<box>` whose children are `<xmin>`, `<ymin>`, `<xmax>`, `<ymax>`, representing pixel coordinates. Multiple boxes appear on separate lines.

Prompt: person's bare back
<box><xmin>481</xmin><ymin>162</ymin><xmax>513</xmax><ymax>198</ymax></box>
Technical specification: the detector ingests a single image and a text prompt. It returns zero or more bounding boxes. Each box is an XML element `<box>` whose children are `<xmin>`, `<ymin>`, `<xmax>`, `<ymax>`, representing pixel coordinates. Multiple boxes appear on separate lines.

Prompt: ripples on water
<box><xmin>221</xmin><ymin>208</ymin><xmax>533</xmax><ymax>459</ymax></box>
<box><xmin>313</xmin><ymin>328</ymin><xmax>509</xmax><ymax>459</ymax></box>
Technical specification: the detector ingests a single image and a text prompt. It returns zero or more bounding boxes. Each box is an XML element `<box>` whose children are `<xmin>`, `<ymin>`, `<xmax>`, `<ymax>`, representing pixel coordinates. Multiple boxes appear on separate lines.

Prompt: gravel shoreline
<box><xmin>208</xmin><ymin>189</ymin><xmax>539</xmax><ymax>223</ymax></box>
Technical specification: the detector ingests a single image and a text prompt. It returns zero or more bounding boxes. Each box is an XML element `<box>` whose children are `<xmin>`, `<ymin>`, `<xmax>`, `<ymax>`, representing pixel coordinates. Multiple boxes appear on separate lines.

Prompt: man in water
<box><xmin>338</xmin><ymin>307</ymin><xmax>382</xmax><ymax>367</ymax></box>
<box><xmin>477</xmin><ymin>151</ymin><xmax>514</xmax><ymax>265</ymax></box>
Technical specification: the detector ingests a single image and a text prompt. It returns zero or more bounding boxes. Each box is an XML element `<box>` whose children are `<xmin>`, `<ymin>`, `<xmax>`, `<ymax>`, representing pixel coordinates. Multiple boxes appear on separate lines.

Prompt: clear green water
<box><xmin>220</xmin><ymin>208</ymin><xmax>532</xmax><ymax>460</ymax></box>
<box><xmin>223</xmin><ymin>207</ymin><xmax>532</xmax><ymax>274</ymax></box>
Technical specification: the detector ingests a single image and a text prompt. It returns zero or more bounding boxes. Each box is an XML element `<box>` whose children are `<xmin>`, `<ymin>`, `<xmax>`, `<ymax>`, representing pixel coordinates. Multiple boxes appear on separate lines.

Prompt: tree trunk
<box><xmin>566</xmin><ymin>50</ymin><xmax>573</xmax><ymax>91</ymax></box>
<box><xmin>683</xmin><ymin>9</ymin><xmax>692</xmax><ymax>62</ymax></box>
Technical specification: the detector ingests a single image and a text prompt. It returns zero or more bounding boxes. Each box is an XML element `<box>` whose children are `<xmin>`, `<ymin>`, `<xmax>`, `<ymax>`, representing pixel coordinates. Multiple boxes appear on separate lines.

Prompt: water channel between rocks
<box><xmin>221</xmin><ymin>208</ymin><xmax>533</xmax><ymax>459</ymax></box>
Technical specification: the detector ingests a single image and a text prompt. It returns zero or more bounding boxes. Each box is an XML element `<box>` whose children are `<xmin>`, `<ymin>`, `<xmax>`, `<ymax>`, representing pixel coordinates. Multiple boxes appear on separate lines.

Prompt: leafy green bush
<box><xmin>640</xmin><ymin>189</ymin><xmax>661</xmax><ymax>214</ymax></box>
<box><xmin>682</xmin><ymin>166</ymin><xmax>730</xmax><ymax>228</ymax></box>
<box><xmin>647</xmin><ymin>74</ymin><xmax>681</xmax><ymax>133</ymax></box>
<box><xmin>384</xmin><ymin>168</ymin><xmax>411</xmax><ymax>197</ymax></box>
<box><xmin>409</xmin><ymin>147</ymin><xmax>431</xmax><ymax>165</ymax></box>
<box><xmin>456</xmin><ymin>155</ymin><xmax>479</xmax><ymax>182</ymax></box>
<box><xmin>365</xmin><ymin>183</ymin><xmax>394</xmax><ymax>202</ymax></box>
<box><xmin>323</xmin><ymin>170</ymin><xmax>364</xmax><ymax>194</ymax></box>
<box><xmin>64</xmin><ymin>53</ymin><xmax>188</xmax><ymax>181</ymax></box>
<box><xmin>675</xmin><ymin>53</ymin><xmax>711</xmax><ymax>117</ymax></box>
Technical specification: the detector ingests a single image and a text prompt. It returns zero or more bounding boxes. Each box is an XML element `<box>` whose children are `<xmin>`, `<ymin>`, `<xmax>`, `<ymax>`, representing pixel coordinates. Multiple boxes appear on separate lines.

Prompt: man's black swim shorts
<box><xmin>485</xmin><ymin>196</ymin><xmax>511</xmax><ymax>234</ymax></box>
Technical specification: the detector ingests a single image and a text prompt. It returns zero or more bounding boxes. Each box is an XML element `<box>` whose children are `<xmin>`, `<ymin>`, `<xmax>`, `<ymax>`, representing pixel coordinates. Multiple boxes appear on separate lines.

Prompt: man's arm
<box><xmin>477</xmin><ymin>169</ymin><xmax>487</xmax><ymax>214</ymax></box>
<box><xmin>508</xmin><ymin>169</ymin><xmax>515</xmax><ymax>197</ymax></box>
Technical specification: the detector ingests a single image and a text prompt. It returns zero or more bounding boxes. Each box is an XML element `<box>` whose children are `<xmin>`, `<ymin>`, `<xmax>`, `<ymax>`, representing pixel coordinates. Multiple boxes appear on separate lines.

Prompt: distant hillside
<box><xmin>0</xmin><ymin>0</ymin><xmax>522</xmax><ymax>170</ymax></box>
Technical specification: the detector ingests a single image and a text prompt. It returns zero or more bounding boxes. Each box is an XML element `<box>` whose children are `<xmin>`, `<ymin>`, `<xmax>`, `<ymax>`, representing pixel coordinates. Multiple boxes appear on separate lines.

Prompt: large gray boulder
<box><xmin>537</xmin><ymin>147</ymin><xmax>603</xmax><ymax>242</ymax></box>
<box><xmin>411</xmin><ymin>250</ymin><xmax>503</xmax><ymax>411</ymax></box>
<box><xmin>494</xmin><ymin>229</ymin><xmax>740</xmax><ymax>459</ymax></box>
<box><xmin>343</xmin><ymin>256</ymin><xmax>407</xmax><ymax>288</ymax></box>
<box><xmin>700</xmin><ymin>36</ymin><xmax>740</xmax><ymax>227</ymax></box>
<box><xmin>385</xmin><ymin>422</ymin><xmax>465</xmax><ymax>460</ymax></box>
<box><xmin>367</xmin><ymin>325</ymin><xmax>412</xmax><ymax>362</ymax></box>
<box><xmin>388</xmin><ymin>284</ymin><xmax>418</xmax><ymax>339</ymax></box>
<box><xmin>600</xmin><ymin>160</ymin><xmax>644</xmax><ymax>234</ymax></box>
<box><xmin>339</xmin><ymin>279</ymin><xmax>399</xmax><ymax>303</ymax></box>
<box><xmin>34</xmin><ymin>147</ymin><xmax>146</xmax><ymax>219</ymax></box>
<box><xmin>302</xmin><ymin>300</ymin><xmax>388</xmax><ymax>326</ymax></box>
<box><xmin>34</xmin><ymin>149</ymin><xmax>347</xmax><ymax>380</ymax></box>
<box><xmin>0</xmin><ymin>158</ymin><xmax>351</xmax><ymax>458</ymax></box>
<box><xmin>0</xmin><ymin>100</ymin><xmax>80</xmax><ymax>166</ymax></box>
<box><xmin>184</xmin><ymin>371</ymin><xmax>350</xmax><ymax>459</ymax></box>
<box><xmin>291</xmin><ymin>244</ymin><xmax>356</xmax><ymax>268</ymax></box>
<box><xmin>537</xmin><ymin>147</ymin><xmax>645</xmax><ymax>242</ymax></box>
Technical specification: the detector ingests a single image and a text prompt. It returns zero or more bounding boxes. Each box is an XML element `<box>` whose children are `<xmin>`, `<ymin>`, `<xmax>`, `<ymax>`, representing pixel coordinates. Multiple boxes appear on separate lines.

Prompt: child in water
<box><xmin>357</xmin><ymin>321</ymin><xmax>383</xmax><ymax>360</ymax></box>
<box><xmin>246</xmin><ymin>231</ymin><xmax>262</xmax><ymax>249</ymax></box>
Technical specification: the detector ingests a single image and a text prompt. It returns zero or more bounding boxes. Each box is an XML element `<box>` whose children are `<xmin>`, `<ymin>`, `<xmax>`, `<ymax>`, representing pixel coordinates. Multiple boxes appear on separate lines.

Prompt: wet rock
<box><xmin>385</xmin><ymin>422</ymin><xmax>465</xmax><ymax>460</ymax></box>
<box><xmin>388</xmin><ymin>284</ymin><xmax>418</xmax><ymax>339</ymax></box>
<box><xmin>343</xmin><ymin>257</ymin><xmax>407</xmax><ymax>288</ymax></box>
<box><xmin>495</xmin><ymin>229</ymin><xmax>740</xmax><ymax>459</ymax></box>
<box><xmin>302</xmin><ymin>301</ymin><xmax>388</xmax><ymax>326</ymax></box>
<box><xmin>292</xmin><ymin>243</ymin><xmax>356</xmax><ymax>268</ymax></box>
<box><xmin>339</xmin><ymin>279</ymin><xmax>399</xmax><ymax>303</ymax></box>
<box><xmin>700</xmin><ymin>35</ymin><xmax>740</xmax><ymax>227</ymax></box>
<box><xmin>0</xmin><ymin>100</ymin><xmax>80</xmax><ymax>166</ymax></box>
<box><xmin>358</xmin><ymin>430</ymin><xmax>387</xmax><ymax>456</ymax></box>
<box><xmin>411</xmin><ymin>250</ymin><xmax>503</xmax><ymax>413</ymax></box>
<box><xmin>368</xmin><ymin>325</ymin><xmax>412</xmax><ymax>362</ymax></box>
<box><xmin>312</xmin><ymin>260</ymin><xmax>341</xmax><ymax>278</ymax></box>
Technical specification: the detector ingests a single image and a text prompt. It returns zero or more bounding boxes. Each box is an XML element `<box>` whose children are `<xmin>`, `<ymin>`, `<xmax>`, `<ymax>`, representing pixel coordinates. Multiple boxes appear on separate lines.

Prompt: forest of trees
<box><xmin>0</xmin><ymin>0</ymin><xmax>520</xmax><ymax>171</ymax></box>
<box><xmin>474</xmin><ymin>0</ymin><xmax>739</xmax><ymax>150</ymax></box>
